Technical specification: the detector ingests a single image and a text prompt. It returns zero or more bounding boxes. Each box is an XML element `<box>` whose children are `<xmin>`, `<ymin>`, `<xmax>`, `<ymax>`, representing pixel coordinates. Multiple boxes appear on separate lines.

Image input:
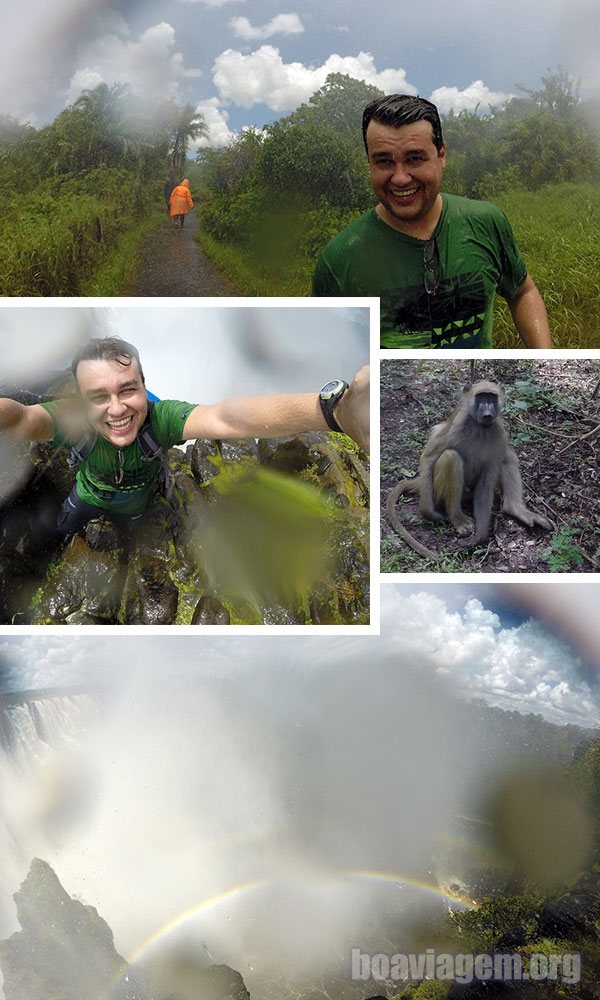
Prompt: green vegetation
<box><xmin>543</xmin><ymin>525</ymin><xmax>586</xmax><ymax>572</ymax></box>
<box><xmin>80</xmin><ymin>209</ymin><xmax>166</xmax><ymax>295</ymax></box>
<box><xmin>0</xmin><ymin>85</ymin><xmax>206</xmax><ymax>295</ymax></box>
<box><xmin>491</xmin><ymin>184</ymin><xmax>600</xmax><ymax>347</ymax></box>
<box><xmin>393</xmin><ymin>727</ymin><xmax>600</xmax><ymax>999</ymax></box>
<box><xmin>196</xmin><ymin>70</ymin><xmax>600</xmax><ymax>346</ymax></box>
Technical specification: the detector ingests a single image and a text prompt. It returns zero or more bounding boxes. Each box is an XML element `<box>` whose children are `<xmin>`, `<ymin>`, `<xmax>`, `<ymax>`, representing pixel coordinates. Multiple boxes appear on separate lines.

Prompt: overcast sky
<box><xmin>1</xmin><ymin>0</ymin><xmax>598</xmax><ymax>145</ymax></box>
<box><xmin>1</xmin><ymin>583</ymin><xmax>598</xmax><ymax>728</ymax></box>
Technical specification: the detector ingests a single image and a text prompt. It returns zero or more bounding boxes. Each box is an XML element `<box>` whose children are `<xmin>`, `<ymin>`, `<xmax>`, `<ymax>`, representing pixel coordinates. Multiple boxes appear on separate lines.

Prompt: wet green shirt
<box><xmin>41</xmin><ymin>398</ymin><xmax>197</xmax><ymax>515</ymax></box>
<box><xmin>312</xmin><ymin>193</ymin><xmax>528</xmax><ymax>349</ymax></box>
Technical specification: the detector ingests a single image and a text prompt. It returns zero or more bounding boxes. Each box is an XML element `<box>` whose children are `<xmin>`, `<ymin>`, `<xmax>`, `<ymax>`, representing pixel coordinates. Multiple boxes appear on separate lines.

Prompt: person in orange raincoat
<box><xmin>169</xmin><ymin>178</ymin><xmax>194</xmax><ymax>228</ymax></box>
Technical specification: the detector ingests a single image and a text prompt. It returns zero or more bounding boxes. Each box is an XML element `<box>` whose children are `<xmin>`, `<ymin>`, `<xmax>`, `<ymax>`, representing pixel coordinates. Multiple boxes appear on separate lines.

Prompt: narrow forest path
<box><xmin>127</xmin><ymin>208</ymin><xmax>236</xmax><ymax>296</ymax></box>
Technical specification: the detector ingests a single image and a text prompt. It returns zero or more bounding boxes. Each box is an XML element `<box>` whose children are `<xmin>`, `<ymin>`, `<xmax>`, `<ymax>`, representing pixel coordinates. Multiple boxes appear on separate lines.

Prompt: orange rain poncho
<box><xmin>169</xmin><ymin>179</ymin><xmax>194</xmax><ymax>216</ymax></box>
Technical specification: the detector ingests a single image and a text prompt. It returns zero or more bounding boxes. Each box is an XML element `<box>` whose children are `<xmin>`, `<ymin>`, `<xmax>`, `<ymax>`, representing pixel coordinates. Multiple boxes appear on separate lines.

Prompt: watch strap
<box><xmin>319</xmin><ymin>380</ymin><xmax>349</xmax><ymax>433</ymax></box>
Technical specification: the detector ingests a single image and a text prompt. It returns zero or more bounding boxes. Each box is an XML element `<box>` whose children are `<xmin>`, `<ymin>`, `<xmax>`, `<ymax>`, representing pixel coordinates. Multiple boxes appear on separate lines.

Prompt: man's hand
<box><xmin>508</xmin><ymin>276</ymin><xmax>553</xmax><ymax>348</ymax></box>
<box><xmin>332</xmin><ymin>365</ymin><xmax>370</xmax><ymax>453</ymax></box>
<box><xmin>0</xmin><ymin>400</ymin><xmax>54</xmax><ymax>442</ymax></box>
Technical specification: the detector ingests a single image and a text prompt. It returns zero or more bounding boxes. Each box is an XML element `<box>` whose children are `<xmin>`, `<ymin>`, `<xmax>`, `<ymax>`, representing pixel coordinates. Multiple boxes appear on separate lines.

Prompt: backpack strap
<box><xmin>136</xmin><ymin>399</ymin><xmax>161</xmax><ymax>461</ymax></box>
<box><xmin>135</xmin><ymin>400</ymin><xmax>175</xmax><ymax>500</ymax></box>
<box><xmin>67</xmin><ymin>430</ymin><xmax>97</xmax><ymax>468</ymax></box>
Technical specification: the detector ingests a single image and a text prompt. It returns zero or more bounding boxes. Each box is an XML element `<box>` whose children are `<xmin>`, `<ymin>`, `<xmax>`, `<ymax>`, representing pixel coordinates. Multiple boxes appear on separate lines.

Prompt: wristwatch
<box><xmin>319</xmin><ymin>379</ymin><xmax>349</xmax><ymax>432</ymax></box>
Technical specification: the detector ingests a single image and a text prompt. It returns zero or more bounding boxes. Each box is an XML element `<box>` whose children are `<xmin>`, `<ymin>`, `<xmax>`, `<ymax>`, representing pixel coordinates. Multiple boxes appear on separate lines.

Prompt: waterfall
<box><xmin>0</xmin><ymin>689</ymin><xmax>101</xmax><ymax>936</ymax></box>
<box><xmin>0</xmin><ymin>689</ymin><xmax>99</xmax><ymax>763</ymax></box>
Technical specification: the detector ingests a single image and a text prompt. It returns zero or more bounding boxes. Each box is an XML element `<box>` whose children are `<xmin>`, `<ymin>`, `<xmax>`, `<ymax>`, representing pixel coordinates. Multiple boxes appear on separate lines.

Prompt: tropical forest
<box><xmin>0</xmin><ymin>70</ymin><xmax>599</xmax><ymax>346</ymax></box>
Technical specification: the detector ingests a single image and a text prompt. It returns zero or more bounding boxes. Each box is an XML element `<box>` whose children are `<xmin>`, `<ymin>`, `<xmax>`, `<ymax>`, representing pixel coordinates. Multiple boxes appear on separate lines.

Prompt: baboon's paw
<box><xmin>453</xmin><ymin>517</ymin><xmax>474</xmax><ymax>537</ymax></box>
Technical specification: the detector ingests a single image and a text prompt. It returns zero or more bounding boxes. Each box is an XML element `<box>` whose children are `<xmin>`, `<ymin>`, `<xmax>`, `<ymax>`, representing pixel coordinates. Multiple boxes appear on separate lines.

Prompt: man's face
<box><xmin>75</xmin><ymin>357</ymin><xmax>147</xmax><ymax>448</ymax></box>
<box><xmin>366</xmin><ymin>119</ymin><xmax>446</xmax><ymax>232</ymax></box>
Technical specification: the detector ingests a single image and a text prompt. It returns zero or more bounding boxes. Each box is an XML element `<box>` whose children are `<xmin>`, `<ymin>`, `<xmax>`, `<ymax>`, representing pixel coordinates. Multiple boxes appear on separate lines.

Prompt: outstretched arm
<box><xmin>0</xmin><ymin>400</ymin><xmax>54</xmax><ymax>441</ymax></box>
<box><xmin>182</xmin><ymin>366</ymin><xmax>370</xmax><ymax>453</ymax></box>
<box><xmin>508</xmin><ymin>276</ymin><xmax>553</xmax><ymax>348</ymax></box>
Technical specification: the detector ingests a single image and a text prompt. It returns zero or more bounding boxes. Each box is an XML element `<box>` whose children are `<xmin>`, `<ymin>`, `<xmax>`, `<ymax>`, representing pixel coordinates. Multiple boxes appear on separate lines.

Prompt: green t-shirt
<box><xmin>312</xmin><ymin>193</ymin><xmax>528</xmax><ymax>349</ymax></box>
<box><xmin>40</xmin><ymin>398</ymin><xmax>197</xmax><ymax>515</ymax></box>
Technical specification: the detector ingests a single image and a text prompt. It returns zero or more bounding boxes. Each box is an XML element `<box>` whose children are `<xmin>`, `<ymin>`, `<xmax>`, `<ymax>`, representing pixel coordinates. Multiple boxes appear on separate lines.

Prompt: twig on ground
<box><xmin>557</xmin><ymin>422</ymin><xmax>600</xmax><ymax>454</ymax></box>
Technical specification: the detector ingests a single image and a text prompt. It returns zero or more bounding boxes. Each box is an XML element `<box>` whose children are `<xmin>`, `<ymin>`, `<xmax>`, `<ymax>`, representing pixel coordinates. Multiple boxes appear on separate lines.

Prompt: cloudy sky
<box><xmin>1</xmin><ymin>0</ymin><xmax>598</xmax><ymax>145</ymax></box>
<box><xmin>1</xmin><ymin>582</ymin><xmax>598</xmax><ymax>728</ymax></box>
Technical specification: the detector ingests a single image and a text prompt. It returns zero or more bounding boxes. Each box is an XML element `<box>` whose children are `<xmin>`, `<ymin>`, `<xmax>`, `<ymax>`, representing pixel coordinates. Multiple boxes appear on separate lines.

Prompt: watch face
<box><xmin>320</xmin><ymin>379</ymin><xmax>344</xmax><ymax>400</ymax></box>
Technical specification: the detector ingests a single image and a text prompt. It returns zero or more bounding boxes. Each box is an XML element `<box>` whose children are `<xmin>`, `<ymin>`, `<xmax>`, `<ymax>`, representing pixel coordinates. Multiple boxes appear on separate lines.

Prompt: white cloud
<box><xmin>180</xmin><ymin>0</ymin><xmax>243</xmax><ymax>5</ymax></box>
<box><xmin>229</xmin><ymin>13</ymin><xmax>304</xmax><ymax>41</ymax></box>
<box><xmin>380</xmin><ymin>589</ymin><xmax>599</xmax><ymax>728</ymax></box>
<box><xmin>429</xmin><ymin>80</ymin><xmax>512</xmax><ymax>114</ymax></box>
<box><xmin>213</xmin><ymin>46</ymin><xmax>417</xmax><ymax>111</ymax></box>
<box><xmin>66</xmin><ymin>22</ymin><xmax>201</xmax><ymax>105</ymax></box>
<box><xmin>193</xmin><ymin>97</ymin><xmax>236</xmax><ymax>147</ymax></box>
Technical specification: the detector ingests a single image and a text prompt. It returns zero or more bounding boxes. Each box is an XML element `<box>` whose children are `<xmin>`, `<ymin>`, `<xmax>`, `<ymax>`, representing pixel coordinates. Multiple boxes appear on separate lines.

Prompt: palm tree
<box><xmin>169</xmin><ymin>103</ymin><xmax>208</xmax><ymax>177</ymax></box>
<box><xmin>70</xmin><ymin>83</ymin><xmax>134</xmax><ymax>169</ymax></box>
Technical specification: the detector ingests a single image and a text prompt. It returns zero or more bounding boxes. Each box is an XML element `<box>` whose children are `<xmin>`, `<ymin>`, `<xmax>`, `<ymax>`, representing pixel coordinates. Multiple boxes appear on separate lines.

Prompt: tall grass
<box><xmin>492</xmin><ymin>183</ymin><xmax>600</xmax><ymax>348</ymax></box>
<box><xmin>199</xmin><ymin>181</ymin><xmax>599</xmax><ymax>348</ymax></box>
<box><xmin>0</xmin><ymin>169</ymin><xmax>162</xmax><ymax>296</ymax></box>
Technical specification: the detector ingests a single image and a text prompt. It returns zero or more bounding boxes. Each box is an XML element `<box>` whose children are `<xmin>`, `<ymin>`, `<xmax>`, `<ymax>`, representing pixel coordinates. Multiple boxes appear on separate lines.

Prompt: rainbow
<box><xmin>101</xmin><ymin>869</ymin><xmax>476</xmax><ymax>998</ymax></box>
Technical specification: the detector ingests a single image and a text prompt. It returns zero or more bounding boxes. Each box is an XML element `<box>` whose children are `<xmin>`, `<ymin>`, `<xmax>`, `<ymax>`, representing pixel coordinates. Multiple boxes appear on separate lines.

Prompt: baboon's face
<box><xmin>473</xmin><ymin>391</ymin><xmax>501</xmax><ymax>427</ymax></box>
<box><xmin>75</xmin><ymin>358</ymin><xmax>148</xmax><ymax>447</ymax></box>
<box><xmin>366</xmin><ymin>119</ymin><xmax>446</xmax><ymax>232</ymax></box>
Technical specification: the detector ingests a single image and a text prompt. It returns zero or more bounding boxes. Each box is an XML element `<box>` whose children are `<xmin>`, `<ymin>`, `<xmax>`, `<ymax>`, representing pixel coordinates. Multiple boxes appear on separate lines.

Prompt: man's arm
<box><xmin>182</xmin><ymin>366</ymin><xmax>370</xmax><ymax>453</ymax></box>
<box><xmin>508</xmin><ymin>275</ymin><xmax>553</xmax><ymax>348</ymax></box>
<box><xmin>0</xmin><ymin>400</ymin><xmax>54</xmax><ymax>441</ymax></box>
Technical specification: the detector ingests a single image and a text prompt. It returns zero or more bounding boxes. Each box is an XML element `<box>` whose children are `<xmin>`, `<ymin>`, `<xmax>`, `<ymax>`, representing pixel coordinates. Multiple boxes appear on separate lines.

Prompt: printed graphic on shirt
<box><xmin>382</xmin><ymin>272</ymin><xmax>488</xmax><ymax>349</ymax></box>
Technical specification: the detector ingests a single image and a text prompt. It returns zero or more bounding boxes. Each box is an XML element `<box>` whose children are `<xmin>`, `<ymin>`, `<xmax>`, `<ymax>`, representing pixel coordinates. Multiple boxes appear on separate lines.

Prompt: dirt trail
<box><xmin>128</xmin><ymin>208</ymin><xmax>236</xmax><ymax>296</ymax></box>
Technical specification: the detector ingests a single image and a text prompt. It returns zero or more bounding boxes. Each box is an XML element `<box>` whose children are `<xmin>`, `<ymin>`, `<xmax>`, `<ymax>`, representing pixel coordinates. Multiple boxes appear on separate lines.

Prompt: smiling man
<box><xmin>0</xmin><ymin>337</ymin><xmax>370</xmax><ymax>538</ymax></box>
<box><xmin>312</xmin><ymin>95</ymin><xmax>553</xmax><ymax>350</ymax></box>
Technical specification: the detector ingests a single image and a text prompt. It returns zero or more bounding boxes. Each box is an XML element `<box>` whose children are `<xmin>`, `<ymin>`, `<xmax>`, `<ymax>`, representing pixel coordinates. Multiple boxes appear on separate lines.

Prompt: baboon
<box><xmin>387</xmin><ymin>380</ymin><xmax>553</xmax><ymax>560</ymax></box>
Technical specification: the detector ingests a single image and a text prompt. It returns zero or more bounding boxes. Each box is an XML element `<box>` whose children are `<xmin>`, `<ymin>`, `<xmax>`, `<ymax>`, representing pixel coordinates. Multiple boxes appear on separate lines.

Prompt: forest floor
<box><xmin>126</xmin><ymin>208</ymin><xmax>237</xmax><ymax>296</ymax></box>
<box><xmin>381</xmin><ymin>358</ymin><xmax>600</xmax><ymax>574</ymax></box>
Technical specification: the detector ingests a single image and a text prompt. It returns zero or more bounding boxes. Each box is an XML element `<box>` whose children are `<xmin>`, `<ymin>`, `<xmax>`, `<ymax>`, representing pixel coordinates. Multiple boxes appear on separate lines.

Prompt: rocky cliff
<box><xmin>0</xmin><ymin>859</ymin><xmax>149</xmax><ymax>1000</ymax></box>
<box><xmin>0</xmin><ymin>859</ymin><xmax>251</xmax><ymax>1000</ymax></box>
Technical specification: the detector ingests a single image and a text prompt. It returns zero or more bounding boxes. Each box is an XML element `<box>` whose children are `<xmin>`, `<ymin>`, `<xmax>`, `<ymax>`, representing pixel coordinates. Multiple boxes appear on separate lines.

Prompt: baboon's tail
<box><xmin>386</xmin><ymin>480</ymin><xmax>439</xmax><ymax>562</ymax></box>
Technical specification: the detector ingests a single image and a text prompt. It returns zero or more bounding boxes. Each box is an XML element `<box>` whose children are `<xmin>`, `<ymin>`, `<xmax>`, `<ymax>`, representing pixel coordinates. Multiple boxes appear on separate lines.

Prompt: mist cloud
<box><xmin>66</xmin><ymin>21</ymin><xmax>201</xmax><ymax>105</ymax></box>
<box><xmin>0</xmin><ymin>653</ymin><xmax>478</xmax><ymax>985</ymax></box>
<box><xmin>2</xmin><ymin>582</ymin><xmax>598</xmax><ymax>728</ymax></box>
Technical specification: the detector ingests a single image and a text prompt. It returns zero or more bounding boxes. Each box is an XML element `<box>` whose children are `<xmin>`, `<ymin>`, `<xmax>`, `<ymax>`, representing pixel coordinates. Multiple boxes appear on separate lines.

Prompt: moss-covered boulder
<box><xmin>119</xmin><ymin>554</ymin><xmax>179</xmax><ymax>625</ymax></box>
<box><xmin>32</xmin><ymin>535</ymin><xmax>123</xmax><ymax>625</ymax></box>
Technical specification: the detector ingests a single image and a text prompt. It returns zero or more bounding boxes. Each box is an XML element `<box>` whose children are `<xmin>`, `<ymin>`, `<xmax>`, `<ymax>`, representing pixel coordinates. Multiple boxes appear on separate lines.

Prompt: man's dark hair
<box><xmin>71</xmin><ymin>337</ymin><xmax>145</xmax><ymax>385</ymax></box>
<box><xmin>362</xmin><ymin>95</ymin><xmax>444</xmax><ymax>155</ymax></box>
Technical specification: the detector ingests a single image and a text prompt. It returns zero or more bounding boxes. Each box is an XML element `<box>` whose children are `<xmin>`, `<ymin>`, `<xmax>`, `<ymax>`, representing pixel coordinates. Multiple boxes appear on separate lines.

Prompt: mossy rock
<box><xmin>1</xmin><ymin>432</ymin><xmax>370</xmax><ymax>625</ymax></box>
